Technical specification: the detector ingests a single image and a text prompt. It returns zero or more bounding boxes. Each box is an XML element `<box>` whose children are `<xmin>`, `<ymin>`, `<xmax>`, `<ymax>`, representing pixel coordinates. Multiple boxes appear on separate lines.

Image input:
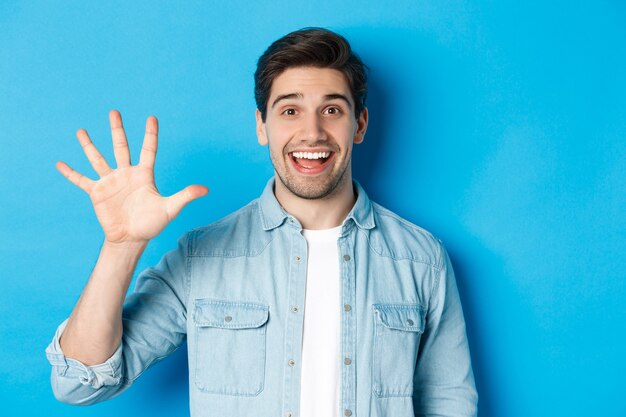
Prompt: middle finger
<box><xmin>109</xmin><ymin>110</ymin><xmax>131</xmax><ymax>168</ymax></box>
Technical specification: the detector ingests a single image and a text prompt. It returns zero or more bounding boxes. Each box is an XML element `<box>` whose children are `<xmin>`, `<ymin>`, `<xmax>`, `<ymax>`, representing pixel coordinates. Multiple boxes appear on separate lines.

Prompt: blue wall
<box><xmin>1</xmin><ymin>1</ymin><xmax>624</xmax><ymax>416</ymax></box>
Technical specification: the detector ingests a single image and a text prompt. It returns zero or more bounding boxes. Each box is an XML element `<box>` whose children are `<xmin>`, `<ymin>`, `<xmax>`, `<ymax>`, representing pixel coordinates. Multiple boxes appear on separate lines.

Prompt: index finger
<box><xmin>139</xmin><ymin>115</ymin><xmax>158</xmax><ymax>168</ymax></box>
<box><xmin>56</xmin><ymin>161</ymin><xmax>94</xmax><ymax>194</ymax></box>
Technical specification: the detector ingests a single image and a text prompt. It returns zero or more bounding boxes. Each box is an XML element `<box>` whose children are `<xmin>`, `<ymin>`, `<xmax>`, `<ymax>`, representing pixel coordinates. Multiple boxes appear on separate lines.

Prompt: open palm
<box><xmin>57</xmin><ymin>110</ymin><xmax>208</xmax><ymax>244</ymax></box>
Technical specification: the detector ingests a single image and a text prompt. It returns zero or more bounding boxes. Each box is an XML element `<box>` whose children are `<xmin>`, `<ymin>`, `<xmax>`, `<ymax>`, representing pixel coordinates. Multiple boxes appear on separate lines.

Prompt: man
<box><xmin>46</xmin><ymin>27</ymin><xmax>478</xmax><ymax>416</ymax></box>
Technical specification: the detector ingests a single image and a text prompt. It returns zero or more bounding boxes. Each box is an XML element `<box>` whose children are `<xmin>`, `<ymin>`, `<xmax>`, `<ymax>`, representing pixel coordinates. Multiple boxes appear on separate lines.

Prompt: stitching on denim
<box><xmin>372</xmin><ymin>305</ymin><xmax>380</xmax><ymax>397</ymax></box>
<box><xmin>363</xmin><ymin>230</ymin><xmax>441</xmax><ymax>269</ymax></box>
<box><xmin>372</xmin><ymin>303</ymin><xmax>424</xmax><ymax>397</ymax></box>
<box><xmin>373</xmin><ymin>303</ymin><xmax>425</xmax><ymax>331</ymax></box>
<box><xmin>193</xmin><ymin>299</ymin><xmax>270</xmax><ymax>328</ymax></box>
<box><xmin>189</xmin><ymin>232</ymin><xmax>275</xmax><ymax>258</ymax></box>
<box><xmin>428</xmin><ymin>241</ymin><xmax>445</xmax><ymax>310</ymax></box>
<box><xmin>194</xmin><ymin>318</ymin><xmax>268</xmax><ymax>328</ymax></box>
<box><xmin>194</xmin><ymin>316</ymin><xmax>266</xmax><ymax>396</ymax></box>
<box><xmin>372</xmin><ymin>306</ymin><xmax>418</xmax><ymax>398</ymax></box>
<box><xmin>373</xmin><ymin>203</ymin><xmax>436</xmax><ymax>238</ymax></box>
<box><xmin>193</xmin><ymin>299</ymin><xmax>269</xmax><ymax>309</ymax></box>
<box><xmin>188</xmin><ymin>200</ymin><xmax>278</xmax><ymax>257</ymax></box>
<box><xmin>185</xmin><ymin>230</ymin><xmax>194</xmax><ymax>308</ymax></box>
<box><xmin>359</xmin><ymin>216</ymin><xmax>442</xmax><ymax>270</ymax></box>
<box><xmin>258</xmin><ymin>197</ymin><xmax>286</xmax><ymax>230</ymax></box>
<box><xmin>368</xmin><ymin>203</ymin><xmax>444</xmax><ymax>270</ymax></box>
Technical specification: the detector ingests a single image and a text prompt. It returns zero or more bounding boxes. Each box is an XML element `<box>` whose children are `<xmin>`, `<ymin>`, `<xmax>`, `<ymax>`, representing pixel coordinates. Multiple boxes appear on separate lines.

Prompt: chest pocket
<box><xmin>372</xmin><ymin>303</ymin><xmax>425</xmax><ymax>397</ymax></box>
<box><xmin>193</xmin><ymin>299</ymin><xmax>269</xmax><ymax>396</ymax></box>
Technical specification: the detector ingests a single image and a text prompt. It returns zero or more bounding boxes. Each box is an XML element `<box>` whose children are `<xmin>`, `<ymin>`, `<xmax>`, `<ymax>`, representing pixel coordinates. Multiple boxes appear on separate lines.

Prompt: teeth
<box><xmin>292</xmin><ymin>151</ymin><xmax>330</xmax><ymax>159</ymax></box>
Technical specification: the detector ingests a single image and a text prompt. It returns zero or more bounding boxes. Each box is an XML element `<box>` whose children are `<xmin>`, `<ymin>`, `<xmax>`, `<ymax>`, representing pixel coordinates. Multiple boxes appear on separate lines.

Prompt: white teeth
<box><xmin>292</xmin><ymin>151</ymin><xmax>330</xmax><ymax>159</ymax></box>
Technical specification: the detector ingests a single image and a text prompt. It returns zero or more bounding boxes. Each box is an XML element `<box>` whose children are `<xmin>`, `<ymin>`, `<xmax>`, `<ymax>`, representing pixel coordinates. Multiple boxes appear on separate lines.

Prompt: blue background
<box><xmin>1</xmin><ymin>1</ymin><xmax>624</xmax><ymax>416</ymax></box>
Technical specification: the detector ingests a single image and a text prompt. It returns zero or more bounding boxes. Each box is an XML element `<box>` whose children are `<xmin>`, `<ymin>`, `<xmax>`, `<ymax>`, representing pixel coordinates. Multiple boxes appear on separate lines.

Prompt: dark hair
<box><xmin>254</xmin><ymin>27</ymin><xmax>368</xmax><ymax>122</ymax></box>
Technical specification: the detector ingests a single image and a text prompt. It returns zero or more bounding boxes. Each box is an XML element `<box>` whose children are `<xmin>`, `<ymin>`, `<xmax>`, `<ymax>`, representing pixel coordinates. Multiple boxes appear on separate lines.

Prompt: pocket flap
<box><xmin>193</xmin><ymin>299</ymin><xmax>269</xmax><ymax>329</ymax></box>
<box><xmin>374</xmin><ymin>303</ymin><xmax>425</xmax><ymax>332</ymax></box>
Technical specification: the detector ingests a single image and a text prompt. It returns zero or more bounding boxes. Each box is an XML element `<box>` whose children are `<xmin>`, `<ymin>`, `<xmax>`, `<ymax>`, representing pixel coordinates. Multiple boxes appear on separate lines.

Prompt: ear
<box><xmin>256</xmin><ymin>109</ymin><xmax>268</xmax><ymax>146</ymax></box>
<box><xmin>353</xmin><ymin>107</ymin><xmax>368</xmax><ymax>144</ymax></box>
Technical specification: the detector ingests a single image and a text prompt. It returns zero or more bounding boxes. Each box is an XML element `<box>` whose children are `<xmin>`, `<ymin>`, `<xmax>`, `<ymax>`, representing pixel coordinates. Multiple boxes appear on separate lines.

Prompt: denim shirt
<box><xmin>46</xmin><ymin>178</ymin><xmax>478</xmax><ymax>417</ymax></box>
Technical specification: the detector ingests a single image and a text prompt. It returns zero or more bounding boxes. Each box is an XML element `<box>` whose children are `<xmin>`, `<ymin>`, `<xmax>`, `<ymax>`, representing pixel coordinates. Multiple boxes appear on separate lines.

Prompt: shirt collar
<box><xmin>345</xmin><ymin>179</ymin><xmax>376</xmax><ymax>230</ymax></box>
<box><xmin>258</xmin><ymin>177</ymin><xmax>375</xmax><ymax>231</ymax></box>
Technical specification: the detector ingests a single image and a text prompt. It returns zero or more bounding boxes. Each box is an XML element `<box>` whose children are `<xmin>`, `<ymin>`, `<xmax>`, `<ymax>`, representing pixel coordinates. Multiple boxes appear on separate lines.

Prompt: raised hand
<box><xmin>56</xmin><ymin>110</ymin><xmax>208</xmax><ymax>245</ymax></box>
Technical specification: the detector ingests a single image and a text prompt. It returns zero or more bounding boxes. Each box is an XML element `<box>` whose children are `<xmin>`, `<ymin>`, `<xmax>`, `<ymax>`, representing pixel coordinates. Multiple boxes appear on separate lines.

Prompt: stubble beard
<box><xmin>270</xmin><ymin>149</ymin><xmax>351</xmax><ymax>200</ymax></box>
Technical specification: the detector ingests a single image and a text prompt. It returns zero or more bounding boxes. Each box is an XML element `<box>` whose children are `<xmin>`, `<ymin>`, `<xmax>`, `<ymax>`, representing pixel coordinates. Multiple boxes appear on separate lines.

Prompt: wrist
<box><xmin>101</xmin><ymin>239</ymin><xmax>149</xmax><ymax>257</ymax></box>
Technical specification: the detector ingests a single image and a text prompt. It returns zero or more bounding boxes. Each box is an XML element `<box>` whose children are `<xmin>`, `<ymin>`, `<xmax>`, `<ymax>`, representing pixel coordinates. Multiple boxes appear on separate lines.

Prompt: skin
<box><xmin>256</xmin><ymin>66</ymin><xmax>368</xmax><ymax>229</ymax></box>
<box><xmin>56</xmin><ymin>111</ymin><xmax>208</xmax><ymax>364</ymax></box>
<box><xmin>57</xmin><ymin>66</ymin><xmax>367</xmax><ymax>364</ymax></box>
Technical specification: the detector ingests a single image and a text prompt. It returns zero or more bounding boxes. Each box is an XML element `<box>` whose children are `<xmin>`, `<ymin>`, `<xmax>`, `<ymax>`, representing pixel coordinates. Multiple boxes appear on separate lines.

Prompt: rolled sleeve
<box><xmin>45</xmin><ymin>232</ymin><xmax>191</xmax><ymax>405</ymax></box>
<box><xmin>45</xmin><ymin>319</ymin><xmax>123</xmax><ymax>390</ymax></box>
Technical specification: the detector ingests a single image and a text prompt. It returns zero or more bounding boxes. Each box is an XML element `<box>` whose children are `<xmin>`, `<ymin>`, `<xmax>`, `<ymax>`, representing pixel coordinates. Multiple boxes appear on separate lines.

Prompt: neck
<box><xmin>274</xmin><ymin>173</ymin><xmax>356</xmax><ymax>230</ymax></box>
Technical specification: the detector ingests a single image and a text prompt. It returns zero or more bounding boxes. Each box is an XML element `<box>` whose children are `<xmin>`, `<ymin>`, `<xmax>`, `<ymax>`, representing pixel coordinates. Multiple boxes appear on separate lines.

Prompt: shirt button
<box><xmin>344</xmin><ymin>357</ymin><xmax>352</xmax><ymax>365</ymax></box>
<box><xmin>407</xmin><ymin>319</ymin><xmax>414</xmax><ymax>326</ymax></box>
<box><xmin>291</xmin><ymin>305</ymin><xmax>299</xmax><ymax>313</ymax></box>
<box><xmin>288</xmin><ymin>359</ymin><xmax>295</xmax><ymax>366</ymax></box>
<box><xmin>344</xmin><ymin>409</ymin><xmax>352</xmax><ymax>416</ymax></box>
<box><xmin>295</xmin><ymin>256</ymin><xmax>301</xmax><ymax>262</ymax></box>
<box><xmin>286</xmin><ymin>412</ymin><xmax>293</xmax><ymax>417</ymax></box>
<box><xmin>224</xmin><ymin>316</ymin><xmax>232</xmax><ymax>322</ymax></box>
<box><xmin>343</xmin><ymin>254</ymin><xmax>351</xmax><ymax>261</ymax></box>
<box><xmin>344</xmin><ymin>304</ymin><xmax>351</xmax><ymax>312</ymax></box>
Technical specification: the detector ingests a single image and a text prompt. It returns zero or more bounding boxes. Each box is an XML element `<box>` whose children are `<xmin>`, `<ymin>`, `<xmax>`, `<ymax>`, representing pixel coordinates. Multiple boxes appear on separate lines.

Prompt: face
<box><xmin>256</xmin><ymin>67</ymin><xmax>368</xmax><ymax>200</ymax></box>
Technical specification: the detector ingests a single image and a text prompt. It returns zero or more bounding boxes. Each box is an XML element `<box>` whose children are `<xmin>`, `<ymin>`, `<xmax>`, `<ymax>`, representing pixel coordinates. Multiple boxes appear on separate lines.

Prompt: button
<box><xmin>295</xmin><ymin>256</ymin><xmax>301</xmax><ymax>262</ymax></box>
<box><xmin>344</xmin><ymin>409</ymin><xmax>352</xmax><ymax>416</ymax></box>
<box><xmin>288</xmin><ymin>359</ymin><xmax>295</xmax><ymax>366</ymax></box>
<box><xmin>344</xmin><ymin>304</ymin><xmax>351</xmax><ymax>312</ymax></box>
<box><xmin>407</xmin><ymin>319</ymin><xmax>414</xmax><ymax>326</ymax></box>
<box><xmin>291</xmin><ymin>306</ymin><xmax>299</xmax><ymax>313</ymax></box>
<box><xmin>286</xmin><ymin>412</ymin><xmax>293</xmax><ymax>417</ymax></box>
<box><xmin>344</xmin><ymin>357</ymin><xmax>351</xmax><ymax>365</ymax></box>
<box><xmin>224</xmin><ymin>316</ymin><xmax>232</xmax><ymax>322</ymax></box>
<box><xmin>343</xmin><ymin>254</ymin><xmax>351</xmax><ymax>261</ymax></box>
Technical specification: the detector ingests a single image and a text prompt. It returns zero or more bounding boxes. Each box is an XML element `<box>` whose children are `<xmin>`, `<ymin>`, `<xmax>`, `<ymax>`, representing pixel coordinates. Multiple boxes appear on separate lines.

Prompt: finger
<box><xmin>139</xmin><ymin>115</ymin><xmax>158</xmax><ymax>169</ymax></box>
<box><xmin>109</xmin><ymin>110</ymin><xmax>131</xmax><ymax>168</ymax></box>
<box><xmin>165</xmin><ymin>185</ymin><xmax>209</xmax><ymax>220</ymax></box>
<box><xmin>56</xmin><ymin>161</ymin><xmax>95</xmax><ymax>194</ymax></box>
<box><xmin>76</xmin><ymin>129</ymin><xmax>113</xmax><ymax>177</ymax></box>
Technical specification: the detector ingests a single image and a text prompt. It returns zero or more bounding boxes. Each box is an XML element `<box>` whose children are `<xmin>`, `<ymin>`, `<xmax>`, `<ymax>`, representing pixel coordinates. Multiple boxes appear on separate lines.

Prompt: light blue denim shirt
<box><xmin>46</xmin><ymin>178</ymin><xmax>478</xmax><ymax>416</ymax></box>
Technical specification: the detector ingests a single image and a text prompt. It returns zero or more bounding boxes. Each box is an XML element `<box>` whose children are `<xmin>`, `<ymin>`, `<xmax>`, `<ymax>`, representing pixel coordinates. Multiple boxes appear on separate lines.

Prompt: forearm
<box><xmin>59</xmin><ymin>240</ymin><xmax>148</xmax><ymax>365</ymax></box>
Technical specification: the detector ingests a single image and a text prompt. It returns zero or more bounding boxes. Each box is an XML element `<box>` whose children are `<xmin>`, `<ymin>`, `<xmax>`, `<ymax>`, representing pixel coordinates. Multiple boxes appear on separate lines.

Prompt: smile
<box><xmin>291</xmin><ymin>151</ymin><xmax>331</xmax><ymax>159</ymax></box>
<box><xmin>289</xmin><ymin>151</ymin><xmax>335</xmax><ymax>174</ymax></box>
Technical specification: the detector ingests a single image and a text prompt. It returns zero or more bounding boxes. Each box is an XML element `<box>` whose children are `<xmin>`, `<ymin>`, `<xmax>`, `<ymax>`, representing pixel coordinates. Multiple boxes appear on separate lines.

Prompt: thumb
<box><xmin>165</xmin><ymin>185</ymin><xmax>209</xmax><ymax>220</ymax></box>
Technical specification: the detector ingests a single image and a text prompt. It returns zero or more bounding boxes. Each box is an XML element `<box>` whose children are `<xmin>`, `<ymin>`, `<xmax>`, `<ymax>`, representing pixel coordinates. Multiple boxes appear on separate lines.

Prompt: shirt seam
<box><xmin>359</xmin><ymin>227</ymin><xmax>443</xmax><ymax>270</ymax></box>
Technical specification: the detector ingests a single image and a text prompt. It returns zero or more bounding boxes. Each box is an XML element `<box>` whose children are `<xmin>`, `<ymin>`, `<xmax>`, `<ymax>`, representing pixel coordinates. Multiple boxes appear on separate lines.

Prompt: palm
<box><xmin>57</xmin><ymin>111</ymin><xmax>208</xmax><ymax>244</ymax></box>
<box><xmin>90</xmin><ymin>166</ymin><xmax>167</xmax><ymax>242</ymax></box>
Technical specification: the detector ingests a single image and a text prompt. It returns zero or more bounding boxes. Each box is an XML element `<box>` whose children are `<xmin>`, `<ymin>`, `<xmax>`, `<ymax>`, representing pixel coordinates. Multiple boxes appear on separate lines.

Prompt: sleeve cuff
<box><xmin>45</xmin><ymin>319</ymin><xmax>123</xmax><ymax>389</ymax></box>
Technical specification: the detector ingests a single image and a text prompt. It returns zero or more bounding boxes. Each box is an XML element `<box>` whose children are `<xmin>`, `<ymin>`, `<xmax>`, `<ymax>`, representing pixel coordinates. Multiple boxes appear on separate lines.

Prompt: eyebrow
<box><xmin>271</xmin><ymin>92</ymin><xmax>353</xmax><ymax>109</ymax></box>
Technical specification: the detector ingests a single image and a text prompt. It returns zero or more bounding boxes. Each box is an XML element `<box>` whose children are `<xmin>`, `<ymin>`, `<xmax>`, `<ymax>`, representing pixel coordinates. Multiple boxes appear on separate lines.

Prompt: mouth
<box><xmin>288</xmin><ymin>150</ymin><xmax>335</xmax><ymax>175</ymax></box>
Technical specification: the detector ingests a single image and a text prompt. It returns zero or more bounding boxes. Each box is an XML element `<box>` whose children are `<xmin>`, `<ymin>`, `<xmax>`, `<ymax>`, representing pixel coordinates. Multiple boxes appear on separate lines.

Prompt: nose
<box><xmin>301</xmin><ymin>112</ymin><xmax>327</xmax><ymax>142</ymax></box>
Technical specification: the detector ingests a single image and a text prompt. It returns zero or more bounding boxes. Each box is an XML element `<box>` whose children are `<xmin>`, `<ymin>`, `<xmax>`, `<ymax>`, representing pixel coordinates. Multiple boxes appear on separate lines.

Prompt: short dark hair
<box><xmin>254</xmin><ymin>27</ymin><xmax>368</xmax><ymax>122</ymax></box>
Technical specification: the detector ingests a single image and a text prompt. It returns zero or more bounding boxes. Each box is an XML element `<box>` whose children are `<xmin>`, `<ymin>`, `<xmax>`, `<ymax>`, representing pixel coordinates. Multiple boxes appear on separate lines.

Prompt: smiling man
<box><xmin>257</xmin><ymin>65</ymin><xmax>367</xmax><ymax>228</ymax></box>
<box><xmin>46</xmin><ymin>28</ymin><xmax>478</xmax><ymax>417</ymax></box>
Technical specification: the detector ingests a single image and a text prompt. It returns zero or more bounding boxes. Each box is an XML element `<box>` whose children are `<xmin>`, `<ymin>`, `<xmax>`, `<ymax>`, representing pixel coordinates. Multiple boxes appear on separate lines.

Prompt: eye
<box><xmin>324</xmin><ymin>106</ymin><xmax>343</xmax><ymax>115</ymax></box>
<box><xmin>282</xmin><ymin>108</ymin><xmax>297</xmax><ymax>116</ymax></box>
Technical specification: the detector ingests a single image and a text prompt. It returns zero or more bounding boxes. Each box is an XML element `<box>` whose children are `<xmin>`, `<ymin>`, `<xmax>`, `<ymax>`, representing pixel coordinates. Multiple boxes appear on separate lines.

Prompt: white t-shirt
<box><xmin>299</xmin><ymin>226</ymin><xmax>342</xmax><ymax>417</ymax></box>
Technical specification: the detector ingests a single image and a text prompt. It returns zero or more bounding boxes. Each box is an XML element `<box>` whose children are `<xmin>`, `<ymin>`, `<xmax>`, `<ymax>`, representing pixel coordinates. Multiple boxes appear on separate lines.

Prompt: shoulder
<box><xmin>184</xmin><ymin>199</ymin><xmax>273</xmax><ymax>258</ymax></box>
<box><xmin>367</xmin><ymin>202</ymin><xmax>445</xmax><ymax>270</ymax></box>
